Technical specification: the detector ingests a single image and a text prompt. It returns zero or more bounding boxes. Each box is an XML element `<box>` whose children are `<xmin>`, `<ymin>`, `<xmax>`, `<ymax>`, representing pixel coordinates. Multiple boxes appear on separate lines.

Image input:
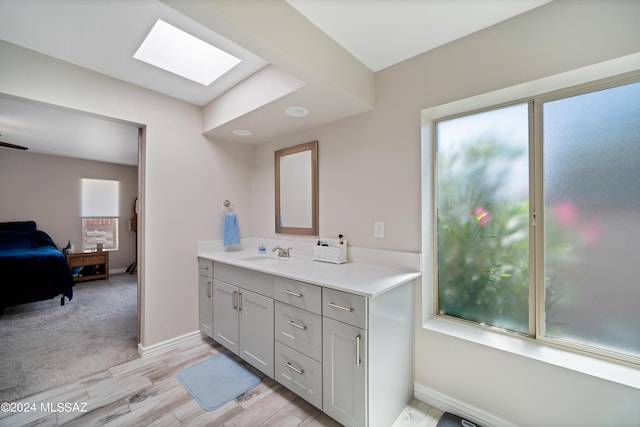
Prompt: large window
<box><xmin>81</xmin><ymin>178</ymin><xmax>119</xmax><ymax>252</ymax></box>
<box><xmin>434</xmin><ymin>76</ymin><xmax>640</xmax><ymax>363</ymax></box>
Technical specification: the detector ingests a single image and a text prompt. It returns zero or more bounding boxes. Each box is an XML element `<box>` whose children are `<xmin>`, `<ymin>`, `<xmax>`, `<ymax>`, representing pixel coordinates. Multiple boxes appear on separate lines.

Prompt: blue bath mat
<box><xmin>176</xmin><ymin>353</ymin><xmax>261</xmax><ymax>411</ymax></box>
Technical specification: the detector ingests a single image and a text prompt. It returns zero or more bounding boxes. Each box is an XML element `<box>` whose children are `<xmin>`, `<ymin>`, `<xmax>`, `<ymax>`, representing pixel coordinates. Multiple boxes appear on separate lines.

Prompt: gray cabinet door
<box><xmin>323</xmin><ymin>317</ymin><xmax>367</xmax><ymax>427</ymax></box>
<box><xmin>239</xmin><ymin>289</ymin><xmax>274</xmax><ymax>377</ymax></box>
<box><xmin>198</xmin><ymin>275</ymin><xmax>213</xmax><ymax>338</ymax></box>
<box><xmin>213</xmin><ymin>279</ymin><xmax>239</xmax><ymax>354</ymax></box>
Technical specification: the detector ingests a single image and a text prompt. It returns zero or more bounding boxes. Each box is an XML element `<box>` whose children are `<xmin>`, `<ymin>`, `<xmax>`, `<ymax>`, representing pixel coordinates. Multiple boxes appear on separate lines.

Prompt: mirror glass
<box><xmin>275</xmin><ymin>140</ymin><xmax>318</xmax><ymax>235</ymax></box>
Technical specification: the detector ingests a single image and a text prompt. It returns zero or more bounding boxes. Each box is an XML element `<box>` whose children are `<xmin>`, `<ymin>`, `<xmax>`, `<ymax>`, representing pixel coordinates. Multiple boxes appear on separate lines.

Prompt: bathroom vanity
<box><xmin>197</xmin><ymin>242</ymin><xmax>420</xmax><ymax>427</ymax></box>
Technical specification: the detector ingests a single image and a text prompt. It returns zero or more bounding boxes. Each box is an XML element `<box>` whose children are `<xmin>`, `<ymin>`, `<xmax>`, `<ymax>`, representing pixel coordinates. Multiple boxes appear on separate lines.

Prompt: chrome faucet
<box><xmin>272</xmin><ymin>246</ymin><xmax>292</xmax><ymax>257</ymax></box>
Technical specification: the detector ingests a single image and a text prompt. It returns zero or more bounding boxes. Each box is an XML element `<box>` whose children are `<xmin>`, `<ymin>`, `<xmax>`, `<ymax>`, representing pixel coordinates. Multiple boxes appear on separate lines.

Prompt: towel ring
<box><xmin>222</xmin><ymin>200</ymin><xmax>236</xmax><ymax>214</ymax></box>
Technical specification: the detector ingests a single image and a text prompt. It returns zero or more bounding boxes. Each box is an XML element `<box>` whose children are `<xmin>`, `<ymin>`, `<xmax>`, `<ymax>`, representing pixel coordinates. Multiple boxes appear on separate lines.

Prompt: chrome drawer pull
<box><xmin>287</xmin><ymin>320</ymin><xmax>307</xmax><ymax>330</ymax></box>
<box><xmin>356</xmin><ymin>334</ymin><xmax>362</xmax><ymax>366</ymax></box>
<box><xmin>284</xmin><ymin>289</ymin><xmax>303</xmax><ymax>298</ymax></box>
<box><xmin>328</xmin><ymin>302</ymin><xmax>354</xmax><ymax>312</ymax></box>
<box><xmin>233</xmin><ymin>291</ymin><xmax>238</xmax><ymax>310</ymax></box>
<box><xmin>285</xmin><ymin>362</ymin><xmax>304</xmax><ymax>375</ymax></box>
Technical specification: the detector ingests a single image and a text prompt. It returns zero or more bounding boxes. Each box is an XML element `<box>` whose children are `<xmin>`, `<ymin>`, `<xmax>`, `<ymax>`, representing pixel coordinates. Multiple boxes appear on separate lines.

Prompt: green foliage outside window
<box><xmin>437</xmin><ymin>134</ymin><xmax>578</xmax><ymax>334</ymax></box>
<box><xmin>437</xmin><ymin>137</ymin><xmax>530</xmax><ymax>333</ymax></box>
<box><xmin>436</xmin><ymin>80</ymin><xmax>640</xmax><ymax>361</ymax></box>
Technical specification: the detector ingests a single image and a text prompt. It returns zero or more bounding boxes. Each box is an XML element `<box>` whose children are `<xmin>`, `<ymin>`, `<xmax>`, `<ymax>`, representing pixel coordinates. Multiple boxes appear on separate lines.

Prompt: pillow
<box><xmin>0</xmin><ymin>221</ymin><xmax>37</xmax><ymax>232</ymax></box>
<box><xmin>32</xmin><ymin>230</ymin><xmax>57</xmax><ymax>248</ymax></box>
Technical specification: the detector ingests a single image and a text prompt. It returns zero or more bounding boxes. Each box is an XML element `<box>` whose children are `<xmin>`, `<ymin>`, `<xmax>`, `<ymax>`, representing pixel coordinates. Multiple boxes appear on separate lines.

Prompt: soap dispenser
<box><xmin>258</xmin><ymin>241</ymin><xmax>266</xmax><ymax>254</ymax></box>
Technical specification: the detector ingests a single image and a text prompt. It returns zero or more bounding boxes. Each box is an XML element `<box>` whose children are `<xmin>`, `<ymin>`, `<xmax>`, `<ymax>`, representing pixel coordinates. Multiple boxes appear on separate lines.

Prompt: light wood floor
<box><xmin>0</xmin><ymin>337</ymin><xmax>443</xmax><ymax>426</ymax></box>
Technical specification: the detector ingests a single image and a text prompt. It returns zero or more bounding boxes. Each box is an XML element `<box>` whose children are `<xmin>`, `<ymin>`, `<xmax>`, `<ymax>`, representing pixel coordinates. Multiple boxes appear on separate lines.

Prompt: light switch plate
<box><xmin>374</xmin><ymin>221</ymin><xmax>384</xmax><ymax>238</ymax></box>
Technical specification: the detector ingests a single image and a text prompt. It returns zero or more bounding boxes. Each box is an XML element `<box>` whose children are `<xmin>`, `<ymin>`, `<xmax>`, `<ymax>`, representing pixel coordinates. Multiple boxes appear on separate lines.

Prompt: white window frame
<box><xmin>421</xmin><ymin>53</ymin><xmax>640</xmax><ymax>389</ymax></box>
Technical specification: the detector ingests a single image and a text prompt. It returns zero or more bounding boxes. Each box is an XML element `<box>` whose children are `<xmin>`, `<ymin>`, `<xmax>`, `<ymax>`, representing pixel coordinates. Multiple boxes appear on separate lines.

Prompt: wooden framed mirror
<box><xmin>275</xmin><ymin>140</ymin><xmax>318</xmax><ymax>235</ymax></box>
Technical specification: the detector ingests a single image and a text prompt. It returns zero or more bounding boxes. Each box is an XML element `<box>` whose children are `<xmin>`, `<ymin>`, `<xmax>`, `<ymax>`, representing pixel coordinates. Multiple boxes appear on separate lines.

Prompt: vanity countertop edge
<box><xmin>197</xmin><ymin>248</ymin><xmax>421</xmax><ymax>298</ymax></box>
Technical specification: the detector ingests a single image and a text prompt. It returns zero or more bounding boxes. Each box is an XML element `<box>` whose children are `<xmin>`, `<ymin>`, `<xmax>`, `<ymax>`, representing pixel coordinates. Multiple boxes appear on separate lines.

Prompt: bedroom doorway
<box><xmin>0</xmin><ymin>94</ymin><xmax>145</xmax><ymax>400</ymax></box>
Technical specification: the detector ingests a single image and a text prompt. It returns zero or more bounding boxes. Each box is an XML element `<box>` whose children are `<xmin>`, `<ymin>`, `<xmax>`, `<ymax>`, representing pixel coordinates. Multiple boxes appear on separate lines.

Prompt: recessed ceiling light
<box><xmin>232</xmin><ymin>129</ymin><xmax>253</xmax><ymax>136</ymax></box>
<box><xmin>134</xmin><ymin>19</ymin><xmax>241</xmax><ymax>86</ymax></box>
<box><xmin>284</xmin><ymin>106</ymin><xmax>309</xmax><ymax>117</ymax></box>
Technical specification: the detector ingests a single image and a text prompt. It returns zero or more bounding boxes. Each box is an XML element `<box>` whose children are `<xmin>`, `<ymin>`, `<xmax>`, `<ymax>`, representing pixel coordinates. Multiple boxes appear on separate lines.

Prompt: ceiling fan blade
<box><xmin>0</xmin><ymin>141</ymin><xmax>29</xmax><ymax>150</ymax></box>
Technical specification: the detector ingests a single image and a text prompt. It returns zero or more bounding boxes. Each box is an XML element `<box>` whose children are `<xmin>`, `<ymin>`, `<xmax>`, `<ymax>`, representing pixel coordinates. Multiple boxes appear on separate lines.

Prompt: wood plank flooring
<box><xmin>0</xmin><ymin>337</ymin><xmax>443</xmax><ymax>426</ymax></box>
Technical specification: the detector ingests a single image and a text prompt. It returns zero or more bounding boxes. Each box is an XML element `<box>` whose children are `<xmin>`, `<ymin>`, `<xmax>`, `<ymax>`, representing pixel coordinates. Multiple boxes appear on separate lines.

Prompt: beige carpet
<box><xmin>0</xmin><ymin>273</ymin><xmax>138</xmax><ymax>402</ymax></box>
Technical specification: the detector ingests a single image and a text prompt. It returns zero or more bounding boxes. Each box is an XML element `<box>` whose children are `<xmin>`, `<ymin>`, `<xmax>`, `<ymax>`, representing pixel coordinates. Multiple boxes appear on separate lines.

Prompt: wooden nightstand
<box><xmin>66</xmin><ymin>251</ymin><xmax>109</xmax><ymax>282</ymax></box>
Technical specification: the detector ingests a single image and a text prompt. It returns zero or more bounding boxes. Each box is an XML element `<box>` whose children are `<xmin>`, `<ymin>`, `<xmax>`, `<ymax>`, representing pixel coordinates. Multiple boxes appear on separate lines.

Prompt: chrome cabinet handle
<box><xmin>287</xmin><ymin>320</ymin><xmax>307</xmax><ymax>330</ymax></box>
<box><xmin>328</xmin><ymin>302</ymin><xmax>353</xmax><ymax>312</ymax></box>
<box><xmin>233</xmin><ymin>291</ymin><xmax>238</xmax><ymax>310</ymax></box>
<box><xmin>285</xmin><ymin>362</ymin><xmax>304</xmax><ymax>375</ymax></box>
<box><xmin>284</xmin><ymin>289</ymin><xmax>303</xmax><ymax>298</ymax></box>
<box><xmin>208</xmin><ymin>280</ymin><xmax>212</xmax><ymax>298</ymax></box>
<box><xmin>356</xmin><ymin>334</ymin><xmax>361</xmax><ymax>366</ymax></box>
<box><xmin>238</xmin><ymin>292</ymin><xmax>242</xmax><ymax>311</ymax></box>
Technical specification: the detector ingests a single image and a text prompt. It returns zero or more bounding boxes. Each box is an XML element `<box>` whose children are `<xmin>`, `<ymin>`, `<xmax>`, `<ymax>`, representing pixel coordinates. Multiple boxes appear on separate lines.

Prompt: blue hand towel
<box><xmin>223</xmin><ymin>213</ymin><xmax>240</xmax><ymax>247</ymax></box>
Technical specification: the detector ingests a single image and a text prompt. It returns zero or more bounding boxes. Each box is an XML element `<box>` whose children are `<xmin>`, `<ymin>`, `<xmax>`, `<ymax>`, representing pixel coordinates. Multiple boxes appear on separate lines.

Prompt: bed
<box><xmin>0</xmin><ymin>221</ymin><xmax>75</xmax><ymax>312</ymax></box>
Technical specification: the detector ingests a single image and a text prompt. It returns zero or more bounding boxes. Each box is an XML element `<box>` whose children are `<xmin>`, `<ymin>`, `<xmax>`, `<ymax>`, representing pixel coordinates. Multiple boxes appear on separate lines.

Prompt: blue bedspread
<box><xmin>0</xmin><ymin>221</ymin><xmax>75</xmax><ymax>309</ymax></box>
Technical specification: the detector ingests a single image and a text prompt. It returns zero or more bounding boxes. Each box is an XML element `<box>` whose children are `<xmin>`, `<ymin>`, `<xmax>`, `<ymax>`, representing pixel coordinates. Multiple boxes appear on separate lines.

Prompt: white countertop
<box><xmin>198</xmin><ymin>246</ymin><xmax>421</xmax><ymax>298</ymax></box>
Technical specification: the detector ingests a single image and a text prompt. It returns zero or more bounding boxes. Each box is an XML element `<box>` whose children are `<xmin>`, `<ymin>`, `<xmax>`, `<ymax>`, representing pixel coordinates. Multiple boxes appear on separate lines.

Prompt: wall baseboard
<box><xmin>414</xmin><ymin>382</ymin><xmax>515</xmax><ymax>427</ymax></box>
<box><xmin>137</xmin><ymin>330</ymin><xmax>203</xmax><ymax>359</ymax></box>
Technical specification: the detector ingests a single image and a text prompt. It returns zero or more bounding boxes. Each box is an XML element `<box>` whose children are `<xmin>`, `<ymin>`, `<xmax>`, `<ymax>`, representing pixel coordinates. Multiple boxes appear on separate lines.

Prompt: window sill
<box><xmin>423</xmin><ymin>316</ymin><xmax>640</xmax><ymax>390</ymax></box>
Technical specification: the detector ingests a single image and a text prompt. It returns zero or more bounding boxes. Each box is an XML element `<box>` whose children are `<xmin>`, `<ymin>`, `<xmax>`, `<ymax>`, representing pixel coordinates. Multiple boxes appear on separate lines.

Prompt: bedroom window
<box><xmin>434</xmin><ymin>76</ymin><xmax>640</xmax><ymax>363</ymax></box>
<box><xmin>81</xmin><ymin>178</ymin><xmax>119</xmax><ymax>252</ymax></box>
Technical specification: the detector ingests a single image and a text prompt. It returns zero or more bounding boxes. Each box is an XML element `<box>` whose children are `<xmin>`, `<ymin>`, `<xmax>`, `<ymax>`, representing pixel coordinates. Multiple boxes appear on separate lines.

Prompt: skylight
<box><xmin>134</xmin><ymin>19</ymin><xmax>241</xmax><ymax>86</ymax></box>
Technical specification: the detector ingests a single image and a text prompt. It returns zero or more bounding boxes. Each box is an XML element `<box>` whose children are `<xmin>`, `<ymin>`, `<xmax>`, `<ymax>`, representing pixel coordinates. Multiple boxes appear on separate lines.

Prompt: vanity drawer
<box><xmin>322</xmin><ymin>288</ymin><xmax>367</xmax><ymax>329</ymax></box>
<box><xmin>275</xmin><ymin>341</ymin><xmax>322</xmax><ymax>409</ymax></box>
<box><xmin>275</xmin><ymin>301</ymin><xmax>322</xmax><ymax>361</ymax></box>
<box><xmin>197</xmin><ymin>258</ymin><xmax>213</xmax><ymax>278</ymax></box>
<box><xmin>213</xmin><ymin>262</ymin><xmax>274</xmax><ymax>298</ymax></box>
<box><xmin>274</xmin><ymin>277</ymin><xmax>322</xmax><ymax>315</ymax></box>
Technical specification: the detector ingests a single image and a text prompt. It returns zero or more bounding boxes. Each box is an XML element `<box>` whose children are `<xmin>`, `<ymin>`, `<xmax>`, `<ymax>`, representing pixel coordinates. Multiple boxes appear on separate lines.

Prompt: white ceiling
<box><xmin>0</xmin><ymin>96</ymin><xmax>139</xmax><ymax>166</ymax></box>
<box><xmin>0</xmin><ymin>0</ymin><xmax>552</xmax><ymax>165</ymax></box>
<box><xmin>287</xmin><ymin>0</ymin><xmax>552</xmax><ymax>72</ymax></box>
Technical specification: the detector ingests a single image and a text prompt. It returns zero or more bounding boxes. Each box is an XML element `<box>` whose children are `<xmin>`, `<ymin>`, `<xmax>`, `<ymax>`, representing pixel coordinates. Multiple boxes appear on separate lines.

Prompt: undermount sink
<box><xmin>239</xmin><ymin>255</ymin><xmax>289</xmax><ymax>265</ymax></box>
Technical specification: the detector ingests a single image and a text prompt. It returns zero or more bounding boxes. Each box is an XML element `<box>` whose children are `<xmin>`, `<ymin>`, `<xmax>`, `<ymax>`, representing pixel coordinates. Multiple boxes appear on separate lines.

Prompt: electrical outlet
<box><xmin>374</xmin><ymin>221</ymin><xmax>385</xmax><ymax>238</ymax></box>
